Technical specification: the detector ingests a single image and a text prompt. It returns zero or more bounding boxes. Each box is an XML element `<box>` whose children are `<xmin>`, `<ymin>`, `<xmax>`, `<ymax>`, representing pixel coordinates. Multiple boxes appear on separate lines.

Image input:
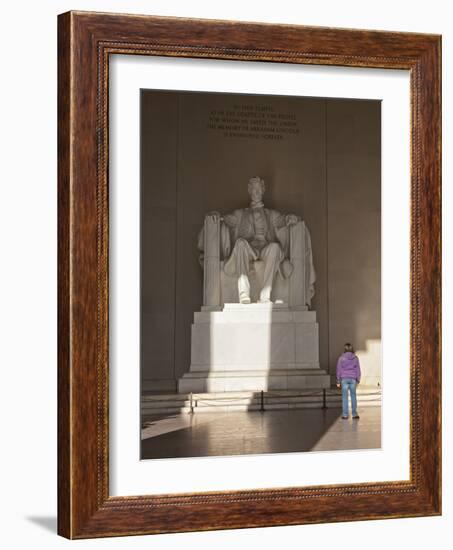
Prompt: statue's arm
<box><xmin>203</xmin><ymin>208</ymin><xmax>238</xmax><ymax>228</ymax></box>
<box><xmin>272</xmin><ymin>210</ymin><xmax>287</xmax><ymax>229</ymax></box>
<box><xmin>220</xmin><ymin>210</ymin><xmax>240</xmax><ymax>258</ymax></box>
<box><xmin>285</xmin><ymin>213</ymin><xmax>300</xmax><ymax>226</ymax></box>
<box><xmin>223</xmin><ymin>211</ymin><xmax>238</xmax><ymax>228</ymax></box>
<box><xmin>271</xmin><ymin>210</ymin><xmax>300</xmax><ymax>228</ymax></box>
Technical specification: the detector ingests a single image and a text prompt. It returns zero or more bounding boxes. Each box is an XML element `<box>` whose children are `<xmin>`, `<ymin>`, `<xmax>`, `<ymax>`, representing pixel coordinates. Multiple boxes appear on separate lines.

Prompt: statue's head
<box><xmin>248</xmin><ymin>176</ymin><xmax>265</xmax><ymax>202</ymax></box>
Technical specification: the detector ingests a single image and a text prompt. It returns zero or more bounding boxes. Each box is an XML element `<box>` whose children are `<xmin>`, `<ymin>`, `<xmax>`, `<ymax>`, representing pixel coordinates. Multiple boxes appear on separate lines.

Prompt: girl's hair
<box><xmin>344</xmin><ymin>342</ymin><xmax>354</xmax><ymax>353</ymax></box>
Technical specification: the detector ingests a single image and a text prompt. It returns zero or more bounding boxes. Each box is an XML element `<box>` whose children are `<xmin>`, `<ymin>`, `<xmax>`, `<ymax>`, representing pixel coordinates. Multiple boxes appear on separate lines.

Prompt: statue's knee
<box><xmin>234</xmin><ymin>238</ymin><xmax>248</xmax><ymax>250</ymax></box>
<box><xmin>266</xmin><ymin>242</ymin><xmax>280</xmax><ymax>255</ymax></box>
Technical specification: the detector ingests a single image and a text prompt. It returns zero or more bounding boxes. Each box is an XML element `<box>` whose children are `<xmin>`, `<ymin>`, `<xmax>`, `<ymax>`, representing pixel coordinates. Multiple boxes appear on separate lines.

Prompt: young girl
<box><xmin>336</xmin><ymin>343</ymin><xmax>361</xmax><ymax>419</ymax></box>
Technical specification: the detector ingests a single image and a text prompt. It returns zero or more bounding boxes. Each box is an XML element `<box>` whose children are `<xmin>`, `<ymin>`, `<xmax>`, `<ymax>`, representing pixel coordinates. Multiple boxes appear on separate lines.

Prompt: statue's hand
<box><xmin>285</xmin><ymin>214</ymin><xmax>299</xmax><ymax>226</ymax></box>
<box><xmin>206</xmin><ymin>211</ymin><xmax>222</xmax><ymax>223</ymax></box>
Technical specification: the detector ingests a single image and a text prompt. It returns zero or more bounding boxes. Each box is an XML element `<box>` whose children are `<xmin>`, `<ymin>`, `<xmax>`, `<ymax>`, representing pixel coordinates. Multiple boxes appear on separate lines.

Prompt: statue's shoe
<box><xmin>239</xmin><ymin>293</ymin><xmax>251</xmax><ymax>304</ymax></box>
<box><xmin>258</xmin><ymin>298</ymin><xmax>272</xmax><ymax>304</ymax></box>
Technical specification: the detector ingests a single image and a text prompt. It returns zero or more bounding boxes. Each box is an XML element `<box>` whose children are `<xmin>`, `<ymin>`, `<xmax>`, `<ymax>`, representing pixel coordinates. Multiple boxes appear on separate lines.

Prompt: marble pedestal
<box><xmin>178</xmin><ymin>303</ymin><xmax>330</xmax><ymax>393</ymax></box>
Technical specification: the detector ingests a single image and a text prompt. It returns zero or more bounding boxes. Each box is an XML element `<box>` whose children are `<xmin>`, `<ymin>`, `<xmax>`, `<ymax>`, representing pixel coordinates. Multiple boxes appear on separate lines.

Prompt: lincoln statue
<box><xmin>198</xmin><ymin>176</ymin><xmax>316</xmax><ymax>306</ymax></box>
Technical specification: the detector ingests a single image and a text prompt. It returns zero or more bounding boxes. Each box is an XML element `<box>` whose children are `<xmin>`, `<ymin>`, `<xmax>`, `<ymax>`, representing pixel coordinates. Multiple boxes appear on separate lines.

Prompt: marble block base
<box><xmin>178</xmin><ymin>303</ymin><xmax>330</xmax><ymax>393</ymax></box>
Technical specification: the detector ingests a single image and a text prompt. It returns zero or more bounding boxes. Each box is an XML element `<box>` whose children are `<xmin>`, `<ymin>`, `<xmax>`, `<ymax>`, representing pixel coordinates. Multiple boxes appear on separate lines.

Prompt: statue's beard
<box><xmin>250</xmin><ymin>198</ymin><xmax>264</xmax><ymax>209</ymax></box>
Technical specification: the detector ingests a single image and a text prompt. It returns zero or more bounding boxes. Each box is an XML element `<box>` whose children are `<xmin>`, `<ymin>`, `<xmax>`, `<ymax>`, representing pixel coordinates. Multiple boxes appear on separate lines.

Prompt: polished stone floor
<box><xmin>141</xmin><ymin>406</ymin><xmax>381</xmax><ymax>460</ymax></box>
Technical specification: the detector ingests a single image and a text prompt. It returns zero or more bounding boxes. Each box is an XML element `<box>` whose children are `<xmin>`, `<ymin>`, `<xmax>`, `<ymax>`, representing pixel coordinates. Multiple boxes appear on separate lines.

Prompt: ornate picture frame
<box><xmin>58</xmin><ymin>11</ymin><xmax>441</xmax><ymax>538</ymax></box>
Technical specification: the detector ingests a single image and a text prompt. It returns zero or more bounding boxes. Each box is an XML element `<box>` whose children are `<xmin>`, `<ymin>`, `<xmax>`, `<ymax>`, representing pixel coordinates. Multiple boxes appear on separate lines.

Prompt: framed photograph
<box><xmin>58</xmin><ymin>11</ymin><xmax>441</xmax><ymax>538</ymax></box>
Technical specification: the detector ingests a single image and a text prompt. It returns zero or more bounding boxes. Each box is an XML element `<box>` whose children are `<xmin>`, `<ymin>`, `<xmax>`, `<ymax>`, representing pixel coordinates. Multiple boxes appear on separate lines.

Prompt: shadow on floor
<box><xmin>25</xmin><ymin>516</ymin><xmax>57</xmax><ymax>534</ymax></box>
<box><xmin>141</xmin><ymin>406</ymin><xmax>381</xmax><ymax>460</ymax></box>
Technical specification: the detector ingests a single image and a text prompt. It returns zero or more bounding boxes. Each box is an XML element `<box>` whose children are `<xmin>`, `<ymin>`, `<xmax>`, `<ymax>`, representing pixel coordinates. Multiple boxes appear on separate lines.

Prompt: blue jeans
<box><xmin>341</xmin><ymin>379</ymin><xmax>358</xmax><ymax>417</ymax></box>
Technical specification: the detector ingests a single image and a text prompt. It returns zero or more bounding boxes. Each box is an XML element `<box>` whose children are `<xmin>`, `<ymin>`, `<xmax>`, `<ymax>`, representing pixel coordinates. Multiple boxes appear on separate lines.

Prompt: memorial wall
<box><xmin>140</xmin><ymin>90</ymin><xmax>381</xmax><ymax>390</ymax></box>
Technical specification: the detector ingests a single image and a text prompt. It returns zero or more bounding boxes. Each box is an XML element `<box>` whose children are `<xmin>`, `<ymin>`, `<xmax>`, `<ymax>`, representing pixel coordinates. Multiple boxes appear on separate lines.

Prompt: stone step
<box><xmin>141</xmin><ymin>388</ymin><xmax>382</xmax><ymax>415</ymax></box>
<box><xmin>177</xmin><ymin>369</ymin><xmax>331</xmax><ymax>393</ymax></box>
<box><xmin>142</xmin><ymin>387</ymin><xmax>380</xmax><ymax>398</ymax></box>
<box><xmin>142</xmin><ymin>388</ymin><xmax>380</xmax><ymax>401</ymax></box>
<box><xmin>188</xmin><ymin>363</ymin><xmax>323</xmax><ymax>371</ymax></box>
<box><xmin>181</xmin><ymin>368</ymin><xmax>329</xmax><ymax>377</ymax></box>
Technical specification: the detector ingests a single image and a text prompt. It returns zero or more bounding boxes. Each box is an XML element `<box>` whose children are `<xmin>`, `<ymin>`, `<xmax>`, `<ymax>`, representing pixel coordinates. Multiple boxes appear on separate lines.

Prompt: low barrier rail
<box><xmin>187</xmin><ymin>389</ymin><xmax>382</xmax><ymax>414</ymax></box>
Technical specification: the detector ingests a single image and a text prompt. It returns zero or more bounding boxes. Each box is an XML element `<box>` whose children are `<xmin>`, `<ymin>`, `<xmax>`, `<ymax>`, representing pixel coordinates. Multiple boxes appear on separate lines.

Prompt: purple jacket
<box><xmin>336</xmin><ymin>352</ymin><xmax>361</xmax><ymax>383</ymax></box>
